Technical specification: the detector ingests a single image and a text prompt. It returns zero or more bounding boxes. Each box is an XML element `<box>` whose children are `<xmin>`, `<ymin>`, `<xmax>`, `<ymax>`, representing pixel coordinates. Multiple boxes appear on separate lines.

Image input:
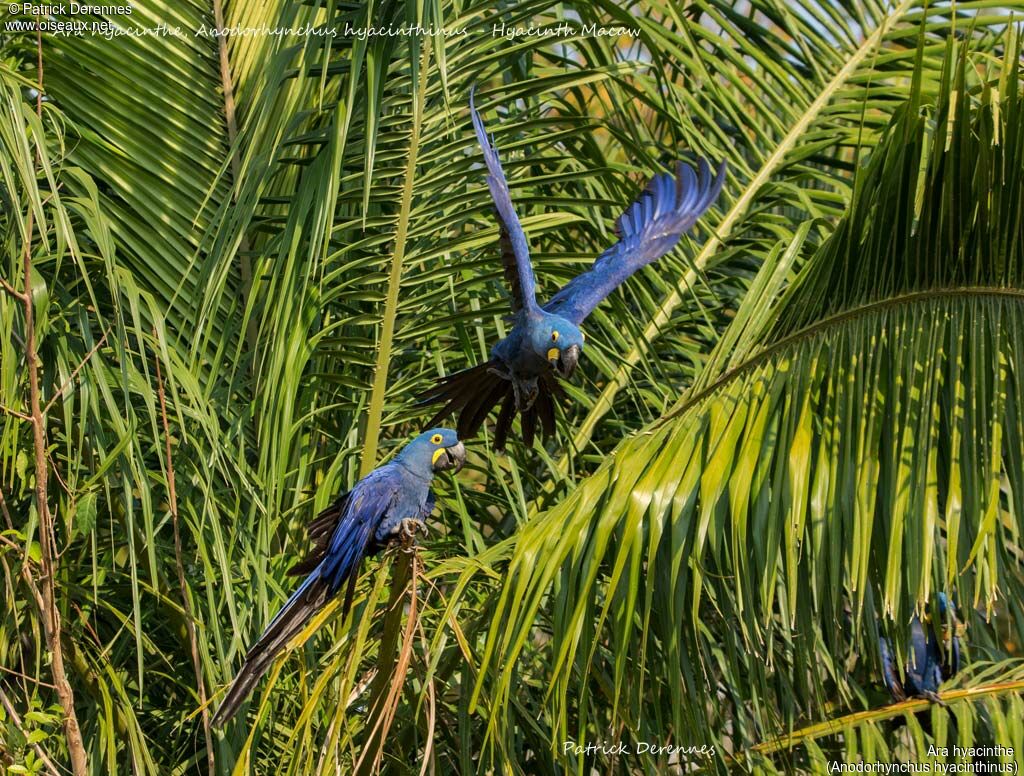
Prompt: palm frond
<box><xmin>474</xmin><ymin>36</ymin><xmax>1024</xmax><ymax>771</ymax></box>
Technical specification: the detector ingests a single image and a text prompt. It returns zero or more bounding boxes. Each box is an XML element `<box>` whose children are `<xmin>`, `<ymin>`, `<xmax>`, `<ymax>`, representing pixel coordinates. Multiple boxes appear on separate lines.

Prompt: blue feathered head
<box><xmin>396</xmin><ymin>428</ymin><xmax>466</xmax><ymax>476</ymax></box>
<box><xmin>530</xmin><ymin>311</ymin><xmax>585</xmax><ymax>378</ymax></box>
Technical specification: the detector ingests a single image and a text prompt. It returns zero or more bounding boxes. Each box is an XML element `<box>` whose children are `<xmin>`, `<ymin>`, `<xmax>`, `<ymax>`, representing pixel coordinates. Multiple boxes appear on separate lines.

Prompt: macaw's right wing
<box><xmin>212</xmin><ymin>470</ymin><xmax>399</xmax><ymax>727</ymax></box>
<box><xmin>878</xmin><ymin>635</ymin><xmax>907</xmax><ymax>702</ymax></box>
<box><xmin>470</xmin><ymin>87</ymin><xmax>539</xmax><ymax>314</ymax></box>
<box><xmin>286</xmin><ymin>492</ymin><xmax>351</xmax><ymax>577</ymax></box>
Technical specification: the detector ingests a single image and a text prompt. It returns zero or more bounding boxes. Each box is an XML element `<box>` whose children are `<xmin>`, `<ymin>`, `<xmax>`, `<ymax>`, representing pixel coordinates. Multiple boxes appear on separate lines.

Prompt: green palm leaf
<box><xmin>3</xmin><ymin>2</ymin><xmax>1024</xmax><ymax>773</ymax></box>
<box><xmin>474</xmin><ymin>37</ymin><xmax>1024</xmax><ymax>771</ymax></box>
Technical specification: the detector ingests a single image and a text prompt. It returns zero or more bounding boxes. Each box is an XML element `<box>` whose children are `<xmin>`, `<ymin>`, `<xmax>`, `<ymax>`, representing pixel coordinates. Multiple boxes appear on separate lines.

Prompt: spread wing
<box><xmin>470</xmin><ymin>87</ymin><xmax>538</xmax><ymax>314</ymax></box>
<box><xmin>543</xmin><ymin>159</ymin><xmax>726</xmax><ymax>324</ymax></box>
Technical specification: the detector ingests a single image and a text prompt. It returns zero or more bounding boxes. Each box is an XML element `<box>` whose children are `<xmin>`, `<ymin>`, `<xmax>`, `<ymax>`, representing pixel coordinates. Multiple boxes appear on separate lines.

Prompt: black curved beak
<box><xmin>552</xmin><ymin>344</ymin><xmax>580</xmax><ymax>379</ymax></box>
<box><xmin>433</xmin><ymin>441</ymin><xmax>466</xmax><ymax>473</ymax></box>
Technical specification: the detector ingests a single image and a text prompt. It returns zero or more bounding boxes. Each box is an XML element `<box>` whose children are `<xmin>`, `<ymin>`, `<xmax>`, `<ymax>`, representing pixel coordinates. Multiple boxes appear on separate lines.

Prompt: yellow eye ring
<box><xmin>551</xmin><ymin>330</ymin><xmax>559</xmax><ymax>342</ymax></box>
<box><xmin>431</xmin><ymin>433</ymin><xmax>443</xmax><ymax>445</ymax></box>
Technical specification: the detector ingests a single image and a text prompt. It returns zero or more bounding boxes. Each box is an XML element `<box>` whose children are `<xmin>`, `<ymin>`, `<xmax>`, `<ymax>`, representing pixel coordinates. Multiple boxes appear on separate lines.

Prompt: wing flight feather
<box><xmin>543</xmin><ymin>159</ymin><xmax>726</xmax><ymax>324</ymax></box>
<box><xmin>470</xmin><ymin>87</ymin><xmax>539</xmax><ymax>313</ymax></box>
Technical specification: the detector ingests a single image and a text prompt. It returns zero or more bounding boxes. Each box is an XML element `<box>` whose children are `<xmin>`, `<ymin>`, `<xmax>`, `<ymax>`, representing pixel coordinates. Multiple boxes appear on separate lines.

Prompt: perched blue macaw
<box><xmin>212</xmin><ymin>428</ymin><xmax>466</xmax><ymax>726</ymax></box>
<box><xmin>879</xmin><ymin>593</ymin><xmax>963</xmax><ymax>703</ymax></box>
<box><xmin>418</xmin><ymin>89</ymin><xmax>726</xmax><ymax>450</ymax></box>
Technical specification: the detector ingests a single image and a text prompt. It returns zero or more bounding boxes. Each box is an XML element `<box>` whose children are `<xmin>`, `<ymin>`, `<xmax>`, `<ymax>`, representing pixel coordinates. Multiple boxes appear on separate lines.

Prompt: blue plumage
<box><xmin>212</xmin><ymin>428</ymin><xmax>465</xmax><ymax>726</ymax></box>
<box><xmin>544</xmin><ymin>160</ymin><xmax>723</xmax><ymax>324</ymax></box>
<box><xmin>879</xmin><ymin>593</ymin><xmax>963</xmax><ymax>703</ymax></box>
<box><xmin>420</xmin><ymin>88</ymin><xmax>726</xmax><ymax>449</ymax></box>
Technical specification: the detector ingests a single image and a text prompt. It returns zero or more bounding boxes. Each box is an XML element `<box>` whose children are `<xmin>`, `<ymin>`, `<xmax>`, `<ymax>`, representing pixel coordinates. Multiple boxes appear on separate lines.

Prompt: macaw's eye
<box><xmin>431</xmin><ymin>433</ymin><xmax>443</xmax><ymax>445</ymax></box>
<box><xmin>551</xmin><ymin>330</ymin><xmax>559</xmax><ymax>342</ymax></box>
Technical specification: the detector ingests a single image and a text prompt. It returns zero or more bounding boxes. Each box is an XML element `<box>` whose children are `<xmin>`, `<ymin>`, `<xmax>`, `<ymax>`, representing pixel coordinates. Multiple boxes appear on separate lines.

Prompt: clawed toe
<box><xmin>487</xmin><ymin>365</ymin><xmax>512</xmax><ymax>381</ymax></box>
<box><xmin>512</xmin><ymin>378</ymin><xmax>538</xmax><ymax>412</ymax></box>
<box><xmin>398</xmin><ymin>518</ymin><xmax>425</xmax><ymax>544</ymax></box>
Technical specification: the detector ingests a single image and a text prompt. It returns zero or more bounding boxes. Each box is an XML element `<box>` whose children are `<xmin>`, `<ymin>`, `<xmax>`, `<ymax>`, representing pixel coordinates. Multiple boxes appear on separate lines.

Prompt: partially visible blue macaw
<box><xmin>419</xmin><ymin>89</ymin><xmax>726</xmax><ymax>450</ymax></box>
<box><xmin>212</xmin><ymin>428</ymin><xmax>466</xmax><ymax>726</ymax></box>
<box><xmin>879</xmin><ymin>593</ymin><xmax>963</xmax><ymax>704</ymax></box>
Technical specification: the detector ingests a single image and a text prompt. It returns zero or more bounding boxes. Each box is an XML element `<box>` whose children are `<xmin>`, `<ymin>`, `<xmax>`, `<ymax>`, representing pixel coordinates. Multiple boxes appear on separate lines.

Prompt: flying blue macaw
<box><xmin>212</xmin><ymin>428</ymin><xmax>466</xmax><ymax>726</ymax></box>
<box><xmin>418</xmin><ymin>89</ymin><xmax>726</xmax><ymax>450</ymax></box>
<box><xmin>878</xmin><ymin>593</ymin><xmax>963</xmax><ymax>704</ymax></box>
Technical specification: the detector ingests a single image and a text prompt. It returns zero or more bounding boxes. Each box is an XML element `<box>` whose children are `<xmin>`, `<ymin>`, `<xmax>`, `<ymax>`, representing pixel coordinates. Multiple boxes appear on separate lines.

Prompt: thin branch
<box><xmin>154</xmin><ymin>334</ymin><xmax>215</xmax><ymax>776</ymax></box>
<box><xmin>0</xmin><ymin>533</ymin><xmax>34</xmax><ymax>557</ymax></box>
<box><xmin>68</xmin><ymin>602</ymin><xmax>103</xmax><ymax>652</ymax></box>
<box><xmin>0</xmin><ymin>486</ymin><xmax>45</xmax><ymax>615</ymax></box>
<box><xmin>0</xmin><ymin>663</ymin><xmax>57</xmax><ymax>690</ymax></box>
<box><xmin>21</xmin><ymin>24</ymin><xmax>89</xmax><ymax>776</ymax></box>
<box><xmin>354</xmin><ymin>546</ymin><xmax>420</xmax><ymax>775</ymax></box>
<box><xmin>47</xmin><ymin>463</ymin><xmax>72</xmax><ymax>519</ymax></box>
<box><xmin>0</xmin><ymin>553</ymin><xmax>27</xmax><ymax>698</ymax></box>
<box><xmin>0</xmin><ymin>485</ymin><xmax>46</xmax><ymax>719</ymax></box>
<box><xmin>0</xmin><ymin>404</ymin><xmax>32</xmax><ymax>422</ymax></box>
<box><xmin>414</xmin><ymin>570</ymin><xmax>437</xmax><ymax>776</ymax></box>
<box><xmin>0</xmin><ymin>276</ymin><xmax>27</xmax><ymax>301</ymax></box>
<box><xmin>43</xmin><ymin>329</ymin><xmax>108</xmax><ymax>415</ymax></box>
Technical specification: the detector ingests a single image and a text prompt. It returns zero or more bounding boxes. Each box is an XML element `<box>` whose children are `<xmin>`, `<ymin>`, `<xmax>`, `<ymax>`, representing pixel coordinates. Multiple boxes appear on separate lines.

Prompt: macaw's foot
<box><xmin>487</xmin><ymin>363</ymin><xmax>513</xmax><ymax>382</ymax></box>
<box><xmin>921</xmin><ymin>691</ymin><xmax>947</xmax><ymax>707</ymax></box>
<box><xmin>512</xmin><ymin>376</ymin><xmax>539</xmax><ymax>412</ymax></box>
<box><xmin>398</xmin><ymin>517</ymin><xmax>426</xmax><ymax>545</ymax></box>
<box><xmin>486</xmin><ymin>362</ymin><xmax>538</xmax><ymax>411</ymax></box>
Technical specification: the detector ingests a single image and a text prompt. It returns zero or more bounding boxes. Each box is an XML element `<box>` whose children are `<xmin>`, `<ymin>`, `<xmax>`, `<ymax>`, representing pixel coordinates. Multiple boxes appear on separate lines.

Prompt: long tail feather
<box><xmin>536</xmin><ymin>373</ymin><xmax>558</xmax><ymax>438</ymax></box>
<box><xmin>212</xmin><ymin>574</ymin><xmax>330</xmax><ymax>726</ymax></box>
<box><xmin>521</xmin><ymin>405</ymin><xmax>537</xmax><ymax>447</ymax></box>
<box><xmin>494</xmin><ymin>387</ymin><xmax>515</xmax><ymax>451</ymax></box>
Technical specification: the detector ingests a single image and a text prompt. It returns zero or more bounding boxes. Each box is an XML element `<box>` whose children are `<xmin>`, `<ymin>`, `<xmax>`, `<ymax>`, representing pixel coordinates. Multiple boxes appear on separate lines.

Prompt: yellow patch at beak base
<box><xmin>431</xmin><ymin>448</ymin><xmax>445</xmax><ymax>465</ymax></box>
<box><xmin>546</xmin><ymin>347</ymin><xmax>559</xmax><ymax>361</ymax></box>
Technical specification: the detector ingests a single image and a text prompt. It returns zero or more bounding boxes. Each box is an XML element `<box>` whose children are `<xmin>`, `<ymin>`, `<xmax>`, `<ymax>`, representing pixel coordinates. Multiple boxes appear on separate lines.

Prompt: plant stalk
<box><xmin>212</xmin><ymin>0</ymin><xmax>258</xmax><ymax>353</ymax></box>
<box><xmin>18</xmin><ymin>25</ymin><xmax>89</xmax><ymax>776</ymax></box>
<box><xmin>154</xmin><ymin>338</ymin><xmax>216</xmax><ymax>776</ymax></box>
<box><xmin>360</xmin><ymin>42</ymin><xmax>430</xmax><ymax>476</ymax></box>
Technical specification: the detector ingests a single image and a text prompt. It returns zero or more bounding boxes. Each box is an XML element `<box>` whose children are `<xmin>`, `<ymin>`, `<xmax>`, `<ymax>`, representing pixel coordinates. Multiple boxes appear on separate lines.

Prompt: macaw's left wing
<box><xmin>470</xmin><ymin>88</ymin><xmax>539</xmax><ymax>314</ymax></box>
<box><xmin>543</xmin><ymin>159</ymin><xmax>725</xmax><ymax>325</ymax></box>
<box><xmin>419</xmin><ymin>358</ymin><xmax>559</xmax><ymax>450</ymax></box>
<box><xmin>288</xmin><ymin>468</ymin><xmax>401</xmax><ymax>612</ymax></box>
